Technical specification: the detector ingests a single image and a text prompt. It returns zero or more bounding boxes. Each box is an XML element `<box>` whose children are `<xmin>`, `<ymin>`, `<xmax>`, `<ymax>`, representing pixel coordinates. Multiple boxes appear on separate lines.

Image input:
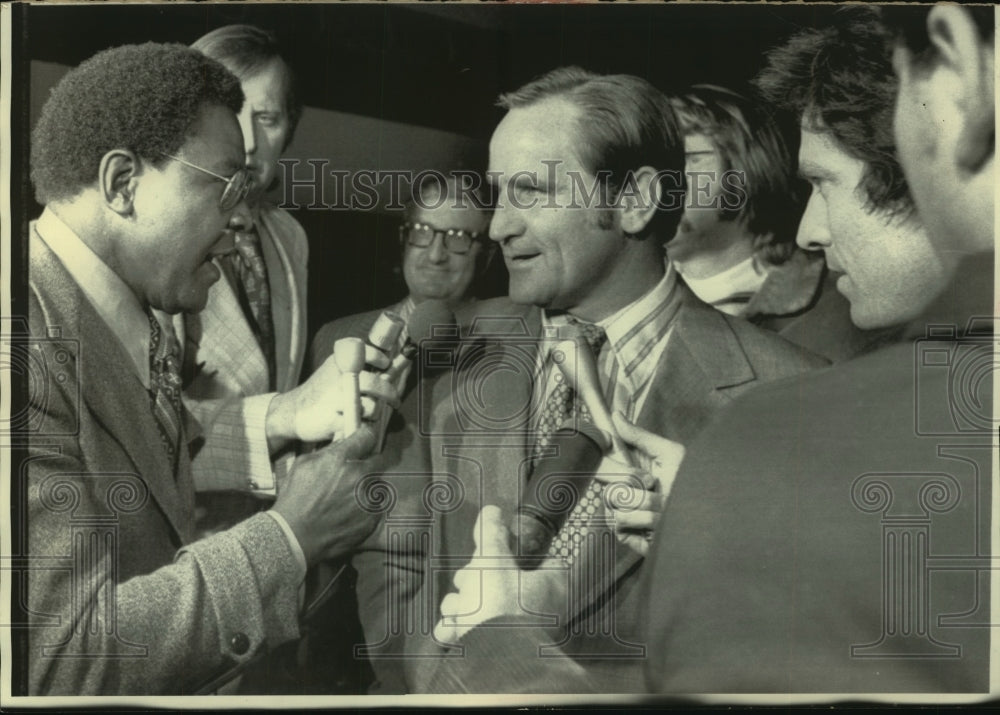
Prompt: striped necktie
<box><xmin>147</xmin><ymin>311</ymin><xmax>183</xmax><ymax>470</ymax></box>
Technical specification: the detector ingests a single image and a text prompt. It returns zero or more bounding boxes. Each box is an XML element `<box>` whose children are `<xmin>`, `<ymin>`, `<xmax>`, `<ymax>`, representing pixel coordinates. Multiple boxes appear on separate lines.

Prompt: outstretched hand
<box><xmin>434</xmin><ymin>506</ymin><xmax>570</xmax><ymax>645</ymax></box>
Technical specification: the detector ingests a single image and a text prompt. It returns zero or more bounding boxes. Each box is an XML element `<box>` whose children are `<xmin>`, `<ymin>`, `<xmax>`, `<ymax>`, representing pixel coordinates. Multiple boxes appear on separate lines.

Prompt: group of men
<box><xmin>17</xmin><ymin>4</ymin><xmax>994</xmax><ymax>698</ymax></box>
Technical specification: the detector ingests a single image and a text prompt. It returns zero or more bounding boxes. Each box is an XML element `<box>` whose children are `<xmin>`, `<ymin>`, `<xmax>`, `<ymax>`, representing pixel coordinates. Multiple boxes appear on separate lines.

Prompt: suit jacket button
<box><xmin>229</xmin><ymin>632</ymin><xmax>250</xmax><ymax>655</ymax></box>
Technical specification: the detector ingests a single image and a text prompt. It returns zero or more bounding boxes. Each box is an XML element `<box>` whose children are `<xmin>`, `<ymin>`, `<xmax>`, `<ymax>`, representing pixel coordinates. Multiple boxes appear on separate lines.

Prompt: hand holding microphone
<box><xmin>266</xmin><ymin>335</ymin><xmax>399</xmax><ymax>448</ymax></box>
<box><xmin>515</xmin><ymin>330</ymin><xmax>681</xmax><ymax>557</ymax></box>
<box><xmin>370</xmin><ymin>300</ymin><xmax>456</xmax><ymax>451</ymax></box>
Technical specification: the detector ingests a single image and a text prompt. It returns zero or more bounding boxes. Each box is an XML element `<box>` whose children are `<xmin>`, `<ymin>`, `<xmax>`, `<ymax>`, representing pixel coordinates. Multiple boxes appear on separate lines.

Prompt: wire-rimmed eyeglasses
<box><xmin>159</xmin><ymin>153</ymin><xmax>253</xmax><ymax>211</ymax></box>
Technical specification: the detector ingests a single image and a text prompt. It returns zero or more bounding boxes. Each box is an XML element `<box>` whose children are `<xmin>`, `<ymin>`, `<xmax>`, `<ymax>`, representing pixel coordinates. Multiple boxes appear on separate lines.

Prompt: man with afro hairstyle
<box><xmin>24</xmin><ymin>42</ymin><xmax>391</xmax><ymax>694</ymax></box>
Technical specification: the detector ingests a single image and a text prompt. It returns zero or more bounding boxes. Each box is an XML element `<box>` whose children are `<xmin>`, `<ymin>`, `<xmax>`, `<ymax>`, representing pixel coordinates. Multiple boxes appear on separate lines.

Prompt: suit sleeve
<box><xmin>181</xmin><ymin>208</ymin><xmax>309</xmax><ymax>497</ymax></box>
<box><xmin>25</xmin><ymin>357</ymin><xmax>301</xmax><ymax>695</ymax></box>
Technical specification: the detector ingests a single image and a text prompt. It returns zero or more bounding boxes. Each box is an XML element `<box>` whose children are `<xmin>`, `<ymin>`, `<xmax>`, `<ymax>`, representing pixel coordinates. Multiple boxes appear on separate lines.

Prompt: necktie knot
<box><xmin>148</xmin><ymin>312</ymin><xmax>181</xmax><ymax>384</ymax></box>
<box><xmin>566</xmin><ymin>316</ymin><xmax>607</xmax><ymax>356</ymax></box>
<box><xmin>234</xmin><ymin>229</ymin><xmax>264</xmax><ymax>270</ymax></box>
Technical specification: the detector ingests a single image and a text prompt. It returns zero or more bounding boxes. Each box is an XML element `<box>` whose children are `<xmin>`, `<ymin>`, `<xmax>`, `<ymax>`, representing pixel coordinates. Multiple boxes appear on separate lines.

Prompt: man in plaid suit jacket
<box><xmin>179</xmin><ymin>26</ymin><xmax>315</xmax><ymax>529</ymax></box>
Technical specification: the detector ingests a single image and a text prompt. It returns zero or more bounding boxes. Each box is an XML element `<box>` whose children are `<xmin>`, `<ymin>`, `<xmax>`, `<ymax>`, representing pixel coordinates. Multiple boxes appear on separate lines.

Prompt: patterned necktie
<box><xmin>532</xmin><ymin>318</ymin><xmax>608</xmax><ymax>564</ymax></box>
<box><xmin>147</xmin><ymin>311</ymin><xmax>183</xmax><ymax>469</ymax></box>
<box><xmin>230</xmin><ymin>227</ymin><xmax>276</xmax><ymax>386</ymax></box>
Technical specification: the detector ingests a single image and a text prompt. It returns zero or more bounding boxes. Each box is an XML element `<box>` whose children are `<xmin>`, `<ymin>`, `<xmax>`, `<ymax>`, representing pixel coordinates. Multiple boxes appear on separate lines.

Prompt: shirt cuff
<box><xmin>245</xmin><ymin>392</ymin><xmax>279</xmax><ymax>495</ymax></box>
<box><xmin>264</xmin><ymin>510</ymin><xmax>307</xmax><ymax>582</ymax></box>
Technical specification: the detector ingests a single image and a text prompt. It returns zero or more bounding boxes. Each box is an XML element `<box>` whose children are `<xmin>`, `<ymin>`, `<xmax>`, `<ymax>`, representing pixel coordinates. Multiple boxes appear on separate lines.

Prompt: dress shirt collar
<box><xmin>541</xmin><ymin>262</ymin><xmax>681</xmax><ymax>398</ymax></box>
<box><xmin>678</xmin><ymin>255</ymin><xmax>768</xmax><ymax>315</ymax></box>
<box><xmin>35</xmin><ymin>208</ymin><xmax>152</xmax><ymax>388</ymax></box>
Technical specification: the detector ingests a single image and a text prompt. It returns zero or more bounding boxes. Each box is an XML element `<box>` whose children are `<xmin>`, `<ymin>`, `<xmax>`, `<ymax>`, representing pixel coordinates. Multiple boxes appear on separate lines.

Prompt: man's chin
<box><xmin>507</xmin><ymin>285</ymin><xmax>549</xmax><ymax>308</ymax></box>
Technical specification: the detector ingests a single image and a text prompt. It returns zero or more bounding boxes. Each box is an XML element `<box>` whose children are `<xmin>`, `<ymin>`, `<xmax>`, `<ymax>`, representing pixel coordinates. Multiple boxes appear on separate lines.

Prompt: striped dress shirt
<box><xmin>533</xmin><ymin>262</ymin><xmax>684</xmax><ymax>465</ymax></box>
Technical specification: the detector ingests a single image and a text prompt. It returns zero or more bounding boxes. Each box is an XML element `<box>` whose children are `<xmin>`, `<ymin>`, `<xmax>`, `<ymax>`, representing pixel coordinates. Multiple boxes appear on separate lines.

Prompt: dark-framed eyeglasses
<box><xmin>399</xmin><ymin>221</ymin><xmax>483</xmax><ymax>255</ymax></box>
<box><xmin>159</xmin><ymin>153</ymin><xmax>253</xmax><ymax>211</ymax></box>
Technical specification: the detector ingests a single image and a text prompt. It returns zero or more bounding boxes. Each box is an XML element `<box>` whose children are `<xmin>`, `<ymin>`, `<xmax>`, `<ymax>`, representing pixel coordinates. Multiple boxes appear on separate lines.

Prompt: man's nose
<box><xmin>239</xmin><ymin>112</ymin><xmax>256</xmax><ymax>156</ymax></box>
<box><xmin>488</xmin><ymin>198</ymin><xmax>519</xmax><ymax>243</ymax></box>
<box><xmin>229</xmin><ymin>198</ymin><xmax>254</xmax><ymax>234</ymax></box>
<box><xmin>427</xmin><ymin>234</ymin><xmax>449</xmax><ymax>262</ymax></box>
<box><xmin>795</xmin><ymin>194</ymin><xmax>830</xmax><ymax>252</ymax></box>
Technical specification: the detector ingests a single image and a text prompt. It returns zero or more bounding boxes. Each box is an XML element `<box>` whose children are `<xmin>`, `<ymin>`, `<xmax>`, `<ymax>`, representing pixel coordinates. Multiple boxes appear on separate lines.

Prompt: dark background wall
<box><xmin>17</xmin><ymin>2</ymin><xmax>840</xmax><ymax>343</ymax></box>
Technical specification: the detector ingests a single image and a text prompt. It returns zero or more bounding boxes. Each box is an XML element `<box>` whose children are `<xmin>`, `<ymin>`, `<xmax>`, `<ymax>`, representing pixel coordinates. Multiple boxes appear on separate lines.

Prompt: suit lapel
<box><xmin>428</xmin><ymin>305</ymin><xmax>539</xmax><ymax>604</ymax></box>
<box><xmin>80</xmin><ymin>329</ymin><xmax>196</xmax><ymax>544</ymax></box>
<box><xmin>31</xmin><ymin>234</ymin><xmax>195</xmax><ymax>545</ymax></box>
<box><xmin>637</xmin><ymin>294</ymin><xmax>754</xmax><ymax>443</ymax></box>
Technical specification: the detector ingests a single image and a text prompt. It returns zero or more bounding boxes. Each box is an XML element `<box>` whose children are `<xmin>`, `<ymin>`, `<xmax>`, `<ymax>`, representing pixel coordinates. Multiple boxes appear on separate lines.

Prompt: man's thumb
<box><xmin>337</xmin><ymin>424</ymin><xmax>377</xmax><ymax>461</ymax></box>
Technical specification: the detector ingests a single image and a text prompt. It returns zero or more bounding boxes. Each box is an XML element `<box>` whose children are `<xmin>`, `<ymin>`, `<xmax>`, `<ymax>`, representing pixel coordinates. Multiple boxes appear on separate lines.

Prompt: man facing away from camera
<box><xmin>409</xmin><ymin>66</ymin><xmax>826</xmax><ymax>692</ymax></box>
<box><xmin>427</xmin><ymin>6</ymin><xmax>993</xmax><ymax>696</ymax></box>
<box><xmin>23</xmin><ymin>42</ymin><xmax>395</xmax><ymax>695</ymax></box>
<box><xmin>668</xmin><ymin>84</ymin><xmax>903</xmax><ymax>362</ymax></box>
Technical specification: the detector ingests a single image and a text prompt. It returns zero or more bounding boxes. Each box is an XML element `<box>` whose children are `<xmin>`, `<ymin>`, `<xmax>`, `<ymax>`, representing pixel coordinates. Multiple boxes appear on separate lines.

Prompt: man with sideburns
<box><xmin>411</xmin><ymin>66</ymin><xmax>826</xmax><ymax>692</ymax></box>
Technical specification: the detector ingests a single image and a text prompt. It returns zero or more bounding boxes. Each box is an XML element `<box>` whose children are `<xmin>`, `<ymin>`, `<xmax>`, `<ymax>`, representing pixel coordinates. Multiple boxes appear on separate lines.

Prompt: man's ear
<box><xmin>99</xmin><ymin>149</ymin><xmax>139</xmax><ymax>215</ymax></box>
<box><xmin>926</xmin><ymin>5</ymin><xmax>994</xmax><ymax>173</ymax></box>
<box><xmin>619</xmin><ymin>166</ymin><xmax>662</xmax><ymax>235</ymax></box>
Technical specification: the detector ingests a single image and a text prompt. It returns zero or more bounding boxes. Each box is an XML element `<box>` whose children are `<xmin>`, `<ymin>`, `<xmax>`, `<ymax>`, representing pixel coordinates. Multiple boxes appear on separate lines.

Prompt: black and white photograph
<box><xmin>0</xmin><ymin>1</ymin><xmax>995</xmax><ymax>705</ymax></box>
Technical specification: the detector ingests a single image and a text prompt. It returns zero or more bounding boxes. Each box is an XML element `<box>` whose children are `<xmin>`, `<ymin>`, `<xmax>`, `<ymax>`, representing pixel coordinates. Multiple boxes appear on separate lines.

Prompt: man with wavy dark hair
<box><xmin>638</xmin><ymin>5</ymin><xmax>993</xmax><ymax>694</ymax></box>
<box><xmin>668</xmin><ymin>85</ymin><xmax>890</xmax><ymax>361</ymax></box>
<box><xmin>753</xmin><ymin>9</ymin><xmax>950</xmax><ymax>332</ymax></box>
<box><xmin>24</xmin><ymin>42</ymin><xmax>392</xmax><ymax>694</ymax></box>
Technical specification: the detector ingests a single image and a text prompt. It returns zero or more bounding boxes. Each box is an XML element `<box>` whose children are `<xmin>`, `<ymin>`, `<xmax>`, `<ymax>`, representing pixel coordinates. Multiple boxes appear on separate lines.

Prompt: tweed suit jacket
<box><xmin>409</xmin><ymin>287</ymin><xmax>828</xmax><ymax>691</ymax></box>
<box><xmin>25</xmin><ymin>227</ymin><xmax>302</xmax><ymax>695</ymax></box>
<box><xmin>178</xmin><ymin>203</ymin><xmax>309</xmax><ymax>494</ymax></box>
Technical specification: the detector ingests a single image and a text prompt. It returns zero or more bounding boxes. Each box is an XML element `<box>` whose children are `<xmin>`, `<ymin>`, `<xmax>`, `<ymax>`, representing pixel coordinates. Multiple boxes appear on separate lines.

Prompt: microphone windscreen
<box><xmin>407</xmin><ymin>300</ymin><xmax>456</xmax><ymax>344</ymax></box>
<box><xmin>368</xmin><ymin>311</ymin><xmax>405</xmax><ymax>355</ymax></box>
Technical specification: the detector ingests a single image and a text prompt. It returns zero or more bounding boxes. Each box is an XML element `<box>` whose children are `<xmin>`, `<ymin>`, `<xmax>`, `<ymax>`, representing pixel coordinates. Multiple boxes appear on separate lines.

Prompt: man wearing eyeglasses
<box><xmin>23</xmin><ymin>43</ymin><xmax>396</xmax><ymax>695</ymax></box>
<box><xmin>307</xmin><ymin>175</ymin><xmax>492</xmax><ymax>693</ymax></box>
<box><xmin>312</xmin><ymin>176</ymin><xmax>492</xmax><ymax>365</ymax></box>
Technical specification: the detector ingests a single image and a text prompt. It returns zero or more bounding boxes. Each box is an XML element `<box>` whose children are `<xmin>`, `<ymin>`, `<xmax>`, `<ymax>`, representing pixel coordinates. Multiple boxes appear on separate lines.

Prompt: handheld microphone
<box><xmin>513</xmin><ymin>419</ymin><xmax>611</xmax><ymax>569</ymax></box>
<box><xmin>366</xmin><ymin>311</ymin><xmax>406</xmax><ymax>360</ymax></box>
<box><xmin>333</xmin><ymin>337</ymin><xmax>365</xmax><ymax>437</ymax></box>
<box><xmin>373</xmin><ymin>300</ymin><xmax>456</xmax><ymax>452</ymax></box>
